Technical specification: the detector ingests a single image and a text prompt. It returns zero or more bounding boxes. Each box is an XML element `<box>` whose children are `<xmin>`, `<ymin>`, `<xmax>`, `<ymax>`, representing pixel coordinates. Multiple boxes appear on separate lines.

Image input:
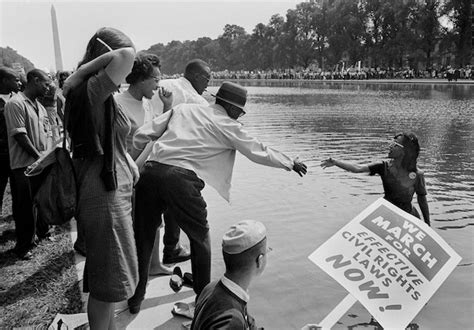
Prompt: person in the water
<box><xmin>321</xmin><ymin>132</ymin><xmax>430</xmax><ymax>226</ymax></box>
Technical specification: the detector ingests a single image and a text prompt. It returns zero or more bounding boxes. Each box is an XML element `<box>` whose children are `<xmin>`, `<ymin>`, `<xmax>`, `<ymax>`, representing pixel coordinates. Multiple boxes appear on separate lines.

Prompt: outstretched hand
<box><xmin>293</xmin><ymin>160</ymin><xmax>307</xmax><ymax>177</ymax></box>
<box><xmin>320</xmin><ymin>158</ymin><xmax>336</xmax><ymax>169</ymax></box>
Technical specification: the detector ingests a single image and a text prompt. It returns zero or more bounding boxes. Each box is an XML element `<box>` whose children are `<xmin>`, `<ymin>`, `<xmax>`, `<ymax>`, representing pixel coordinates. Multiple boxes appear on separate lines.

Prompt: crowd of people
<box><xmin>210</xmin><ymin>65</ymin><xmax>474</xmax><ymax>81</ymax></box>
<box><xmin>0</xmin><ymin>26</ymin><xmax>433</xmax><ymax>329</ymax></box>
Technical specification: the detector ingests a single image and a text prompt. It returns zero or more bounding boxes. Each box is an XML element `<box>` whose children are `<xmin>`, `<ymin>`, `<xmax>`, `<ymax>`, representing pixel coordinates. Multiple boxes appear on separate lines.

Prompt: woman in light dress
<box><xmin>114</xmin><ymin>51</ymin><xmax>174</xmax><ymax>275</ymax></box>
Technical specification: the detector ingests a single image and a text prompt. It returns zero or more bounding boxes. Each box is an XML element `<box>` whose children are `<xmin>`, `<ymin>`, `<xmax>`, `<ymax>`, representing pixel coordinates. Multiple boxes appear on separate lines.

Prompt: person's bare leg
<box><xmin>149</xmin><ymin>229</ymin><xmax>173</xmax><ymax>276</ymax></box>
<box><xmin>87</xmin><ymin>296</ymin><xmax>115</xmax><ymax>330</ymax></box>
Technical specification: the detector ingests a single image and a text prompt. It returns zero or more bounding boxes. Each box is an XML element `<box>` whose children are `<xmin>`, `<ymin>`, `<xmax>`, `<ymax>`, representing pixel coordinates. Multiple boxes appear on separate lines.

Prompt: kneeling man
<box><xmin>192</xmin><ymin>220</ymin><xmax>269</xmax><ymax>329</ymax></box>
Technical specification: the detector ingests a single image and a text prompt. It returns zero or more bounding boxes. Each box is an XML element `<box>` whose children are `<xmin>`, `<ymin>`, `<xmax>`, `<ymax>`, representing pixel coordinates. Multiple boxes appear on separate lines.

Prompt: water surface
<box><xmin>202</xmin><ymin>81</ymin><xmax>473</xmax><ymax>329</ymax></box>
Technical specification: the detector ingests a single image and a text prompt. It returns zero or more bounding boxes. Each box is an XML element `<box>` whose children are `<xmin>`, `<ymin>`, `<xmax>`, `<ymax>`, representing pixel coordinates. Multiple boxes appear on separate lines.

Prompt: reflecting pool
<box><xmin>202</xmin><ymin>81</ymin><xmax>473</xmax><ymax>329</ymax></box>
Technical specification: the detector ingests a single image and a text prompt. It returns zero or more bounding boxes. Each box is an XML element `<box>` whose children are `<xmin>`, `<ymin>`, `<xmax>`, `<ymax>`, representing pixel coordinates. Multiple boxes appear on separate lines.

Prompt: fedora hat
<box><xmin>213</xmin><ymin>81</ymin><xmax>247</xmax><ymax>110</ymax></box>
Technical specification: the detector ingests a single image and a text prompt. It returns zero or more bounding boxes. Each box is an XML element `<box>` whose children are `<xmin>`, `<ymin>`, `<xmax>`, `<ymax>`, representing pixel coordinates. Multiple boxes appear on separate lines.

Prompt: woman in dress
<box><xmin>114</xmin><ymin>51</ymin><xmax>173</xmax><ymax>276</ymax></box>
<box><xmin>321</xmin><ymin>132</ymin><xmax>430</xmax><ymax>226</ymax></box>
<box><xmin>63</xmin><ymin>27</ymin><xmax>139</xmax><ymax>329</ymax></box>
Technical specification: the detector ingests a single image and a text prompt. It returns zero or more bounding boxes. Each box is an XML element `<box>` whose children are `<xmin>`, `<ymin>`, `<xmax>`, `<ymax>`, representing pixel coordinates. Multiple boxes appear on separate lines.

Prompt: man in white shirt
<box><xmin>151</xmin><ymin>59</ymin><xmax>211</xmax><ymax>265</ymax></box>
<box><xmin>128</xmin><ymin>81</ymin><xmax>307</xmax><ymax>314</ymax></box>
<box><xmin>151</xmin><ymin>58</ymin><xmax>210</xmax><ymax>110</ymax></box>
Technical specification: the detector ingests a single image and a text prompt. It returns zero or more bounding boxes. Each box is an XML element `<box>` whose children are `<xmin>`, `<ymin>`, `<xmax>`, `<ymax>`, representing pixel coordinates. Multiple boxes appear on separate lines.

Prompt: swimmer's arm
<box><xmin>417</xmin><ymin>194</ymin><xmax>430</xmax><ymax>226</ymax></box>
<box><xmin>320</xmin><ymin>158</ymin><xmax>369</xmax><ymax>173</ymax></box>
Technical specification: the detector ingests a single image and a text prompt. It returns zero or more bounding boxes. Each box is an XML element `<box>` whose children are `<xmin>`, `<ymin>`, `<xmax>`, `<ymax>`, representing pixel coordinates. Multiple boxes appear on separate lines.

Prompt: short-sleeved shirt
<box><xmin>114</xmin><ymin>90</ymin><xmax>155</xmax><ymax>159</ymax></box>
<box><xmin>4</xmin><ymin>92</ymin><xmax>48</xmax><ymax>169</ymax></box>
<box><xmin>369</xmin><ymin>161</ymin><xmax>427</xmax><ymax>213</ymax></box>
<box><xmin>150</xmin><ymin>77</ymin><xmax>208</xmax><ymax>111</ymax></box>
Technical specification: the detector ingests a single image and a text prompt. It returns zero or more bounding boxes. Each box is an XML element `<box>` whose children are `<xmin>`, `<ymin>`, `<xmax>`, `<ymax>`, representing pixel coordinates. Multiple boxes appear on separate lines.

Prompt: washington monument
<box><xmin>51</xmin><ymin>5</ymin><xmax>63</xmax><ymax>71</ymax></box>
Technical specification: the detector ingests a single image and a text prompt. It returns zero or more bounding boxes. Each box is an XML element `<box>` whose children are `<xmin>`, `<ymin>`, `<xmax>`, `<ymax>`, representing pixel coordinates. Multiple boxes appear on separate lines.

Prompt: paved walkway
<box><xmin>69</xmin><ymin>220</ymin><xmax>194</xmax><ymax>330</ymax></box>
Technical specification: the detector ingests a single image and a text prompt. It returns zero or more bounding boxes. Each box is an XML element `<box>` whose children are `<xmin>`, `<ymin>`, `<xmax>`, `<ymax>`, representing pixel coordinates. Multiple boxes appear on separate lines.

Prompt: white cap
<box><xmin>222</xmin><ymin>220</ymin><xmax>267</xmax><ymax>254</ymax></box>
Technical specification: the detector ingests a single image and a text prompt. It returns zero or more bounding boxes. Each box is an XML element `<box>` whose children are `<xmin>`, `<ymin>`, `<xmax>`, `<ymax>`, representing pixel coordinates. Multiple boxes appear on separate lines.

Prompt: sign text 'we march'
<box><xmin>308</xmin><ymin>198</ymin><xmax>461</xmax><ymax>329</ymax></box>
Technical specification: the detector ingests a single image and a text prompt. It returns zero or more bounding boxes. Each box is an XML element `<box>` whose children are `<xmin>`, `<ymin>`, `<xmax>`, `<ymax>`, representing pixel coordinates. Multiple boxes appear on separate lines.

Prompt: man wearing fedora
<box><xmin>128</xmin><ymin>81</ymin><xmax>307</xmax><ymax>314</ymax></box>
<box><xmin>191</xmin><ymin>220</ymin><xmax>268</xmax><ymax>330</ymax></box>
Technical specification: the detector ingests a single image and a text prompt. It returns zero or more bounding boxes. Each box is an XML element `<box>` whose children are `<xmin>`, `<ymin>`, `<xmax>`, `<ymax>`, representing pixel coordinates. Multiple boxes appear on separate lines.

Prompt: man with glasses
<box><xmin>128</xmin><ymin>81</ymin><xmax>307</xmax><ymax>314</ymax></box>
<box><xmin>4</xmin><ymin>69</ymin><xmax>52</xmax><ymax>259</ymax></box>
<box><xmin>149</xmin><ymin>58</ymin><xmax>212</xmax><ymax>267</ymax></box>
<box><xmin>152</xmin><ymin>58</ymin><xmax>211</xmax><ymax>109</ymax></box>
<box><xmin>192</xmin><ymin>220</ymin><xmax>270</xmax><ymax>330</ymax></box>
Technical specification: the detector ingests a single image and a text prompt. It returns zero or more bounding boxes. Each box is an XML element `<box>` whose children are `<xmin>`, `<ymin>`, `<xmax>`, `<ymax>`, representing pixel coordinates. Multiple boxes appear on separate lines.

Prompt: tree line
<box><xmin>147</xmin><ymin>0</ymin><xmax>471</xmax><ymax>75</ymax></box>
<box><xmin>0</xmin><ymin>47</ymin><xmax>35</xmax><ymax>73</ymax></box>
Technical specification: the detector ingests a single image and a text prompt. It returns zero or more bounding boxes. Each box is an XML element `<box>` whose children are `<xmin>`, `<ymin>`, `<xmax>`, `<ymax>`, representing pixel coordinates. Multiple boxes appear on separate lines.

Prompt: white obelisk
<box><xmin>51</xmin><ymin>5</ymin><xmax>63</xmax><ymax>71</ymax></box>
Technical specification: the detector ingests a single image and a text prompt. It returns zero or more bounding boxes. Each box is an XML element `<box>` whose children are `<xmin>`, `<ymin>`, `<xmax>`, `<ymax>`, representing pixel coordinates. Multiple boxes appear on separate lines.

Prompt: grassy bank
<box><xmin>0</xmin><ymin>185</ymin><xmax>82</xmax><ymax>328</ymax></box>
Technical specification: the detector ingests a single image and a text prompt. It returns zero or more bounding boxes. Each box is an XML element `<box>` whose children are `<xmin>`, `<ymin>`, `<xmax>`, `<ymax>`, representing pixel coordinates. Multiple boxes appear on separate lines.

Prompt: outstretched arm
<box><xmin>417</xmin><ymin>194</ymin><xmax>430</xmax><ymax>226</ymax></box>
<box><xmin>320</xmin><ymin>158</ymin><xmax>369</xmax><ymax>173</ymax></box>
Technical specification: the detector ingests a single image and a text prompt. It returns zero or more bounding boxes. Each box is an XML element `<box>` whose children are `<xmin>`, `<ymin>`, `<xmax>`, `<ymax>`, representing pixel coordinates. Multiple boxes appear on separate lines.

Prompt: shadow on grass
<box><xmin>0</xmin><ymin>249</ymin><xmax>18</xmax><ymax>268</ymax></box>
<box><xmin>0</xmin><ymin>227</ymin><xmax>15</xmax><ymax>246</ymax></box>
<box><xmin>0</xmin><ymin>250</ymin><xmax>76</xmax><ymax>307</ymax></box>
<box><xmin>0</xmin><ymin>227</ymin><xmax>18</xmax><ymax>268</ymax></box>
<box><xmin>64</xmin><ymin>278</ymin><xmax>83</xmax><ymax>313</ymax></box>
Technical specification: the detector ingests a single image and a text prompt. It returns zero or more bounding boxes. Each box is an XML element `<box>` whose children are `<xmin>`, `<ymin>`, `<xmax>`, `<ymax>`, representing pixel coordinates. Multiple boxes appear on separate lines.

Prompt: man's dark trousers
<box><xmin>163</xmin><ymin>210</ymin><xmax>181</xmax><ymax>255</ymax></box>
<box><xmin>129</xmin><ymin>161</ymin><xmax>211</xmax><ymax>306</ymax></box>
<box><xmin>0</xmin><ymin>153</ymin><xmax>11</xmax><ymax>214</ymax></box>
<box><xmin>10</xmin><ymin>167</ymin><xmax>49</xmax><ymax>255</ymax></box>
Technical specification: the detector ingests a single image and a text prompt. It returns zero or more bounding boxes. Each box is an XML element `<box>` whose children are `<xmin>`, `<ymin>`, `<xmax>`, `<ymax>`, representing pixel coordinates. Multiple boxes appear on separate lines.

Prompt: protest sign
<box><xmin>308</xmin><ymin>198</ymin><xmax>461</xmax><ymax>329</ymax></box>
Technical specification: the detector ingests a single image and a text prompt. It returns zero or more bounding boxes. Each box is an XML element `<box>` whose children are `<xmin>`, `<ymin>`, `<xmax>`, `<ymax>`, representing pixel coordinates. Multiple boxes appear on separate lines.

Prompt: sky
<box><xmin>0</xmin><ymin>0</ymin><xmax>299</xmax><ymax>72</ymax></box>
